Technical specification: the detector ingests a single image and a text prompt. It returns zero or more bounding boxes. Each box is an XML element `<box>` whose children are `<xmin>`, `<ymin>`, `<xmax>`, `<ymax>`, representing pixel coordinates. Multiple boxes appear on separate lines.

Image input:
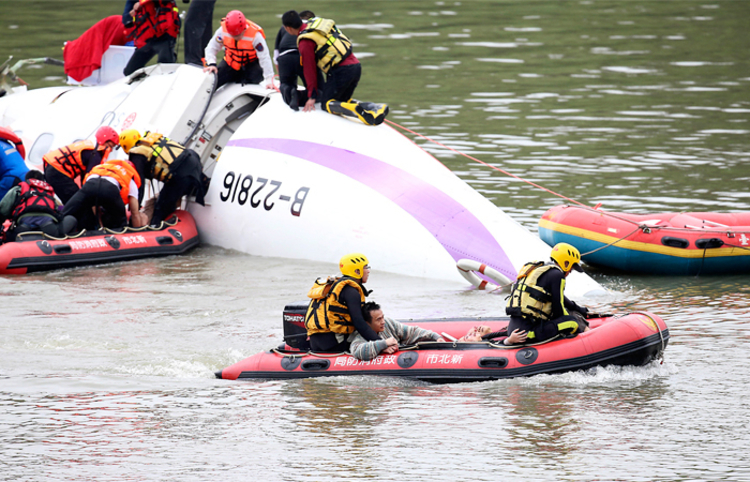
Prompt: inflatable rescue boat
<box><xmin>0</xmin><ymin>210</ymin><xmax>198</xmax><ymax>274</ymax></box>
<box><xmin>539</xmin><ymin>204</ymin><xmax>750</xmax><ymax>275</ymax></box>
<box><xmin>0</xmin><ymin>64</ymin><xmax>605</xmax><ymax>296</ymax></box>
<box><xmin>216</xmin><ymin>304</ymin><xmax>668</xmax><ymax>384</ymax></box>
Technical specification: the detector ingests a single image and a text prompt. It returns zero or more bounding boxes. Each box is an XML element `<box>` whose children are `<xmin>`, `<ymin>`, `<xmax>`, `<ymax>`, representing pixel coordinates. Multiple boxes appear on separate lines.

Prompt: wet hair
<box><xmin>362</xmin><ymin>301</ymin><xmax>381</xmax><ymax>323</ymax></box>
<box><xmin>25</xmin><ymin>170</ymin><xmax>45</xmax><ymax>181</ymax></box>
<box><xmin>282</xmin><ymin>10</ymin><xmax>303</xmax><ymax>29</ymax></box>
<box><xmin>299</xmin><ymin>10</ymin><xmax>315</xmax><ymax>20</ymax></box>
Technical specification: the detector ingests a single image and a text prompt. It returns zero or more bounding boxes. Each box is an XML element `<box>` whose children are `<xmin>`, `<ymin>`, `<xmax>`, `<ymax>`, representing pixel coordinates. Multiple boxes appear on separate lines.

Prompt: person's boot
<box><xmin>325</xmin><ymin>100</ymin><xmax>389</xmax><ymax>126</ymax></box>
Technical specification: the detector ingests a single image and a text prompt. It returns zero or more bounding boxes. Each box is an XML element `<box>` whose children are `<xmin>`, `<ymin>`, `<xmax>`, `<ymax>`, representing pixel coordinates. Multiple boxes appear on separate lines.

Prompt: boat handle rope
<box><xmin>629</xmin><ymin>311</ymin><xmax>667</xmax><ymax>364</ymax></box>
<box><xmin>14</xmin><ymin>216</ymin><xmax>179</xmax><ymax>242</ymax></box>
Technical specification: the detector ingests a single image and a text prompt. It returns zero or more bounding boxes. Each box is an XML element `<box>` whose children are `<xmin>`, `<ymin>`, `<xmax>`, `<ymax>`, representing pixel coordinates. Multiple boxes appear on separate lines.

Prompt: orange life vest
<box><xmin>43</xmin><ymin>141</ymin><xmax>109</xmax><ymax>180</ymax></box>
<box><xmin>86</xmin><ymin>160</ymin><xmax>142</xmax><ymax>205</ymax></box>
<box><xmin>221</xmin><ymin>19</ymin><xmax>265</xmax><ymax>70</ymax></box>
<box><xmin>131</xmin><ymin>0</ymin><xmax>180</xmax><ymax>48</ymax></box>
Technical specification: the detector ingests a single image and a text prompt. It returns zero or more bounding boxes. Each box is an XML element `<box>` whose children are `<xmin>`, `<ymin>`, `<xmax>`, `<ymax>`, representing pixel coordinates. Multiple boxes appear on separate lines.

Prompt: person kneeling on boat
<box><xmin>42</xmin><ymin>126</ymin><xmax>119</xmax><ymax>204</ymax></box>
<box><xmin>119</xmin><ymin>129</ymin><xmax>206</xmax><ymax>226</ymax></box>
<box><xmin>305</xmin><ymin>253</ymin><xmax>381</xmax><ymax>352</ymax></box>
<box><xmin>61</xmin><ymin>160</ymin><xmax>148</xmax><ymax>230</ymax></box>
<box><xmin>350</xmin><ymin>302</ymin><xmax>446</xmax><ymax>361</ymax></box>
<box><xmin>505</xmin><ymin>243</ymin><xmax>591</xmax><ymax>344</ymax></box>
<box><xmin>0</xmin><ymin>170</ymin><xmax>77</xmax><ymax>243</ymax></box>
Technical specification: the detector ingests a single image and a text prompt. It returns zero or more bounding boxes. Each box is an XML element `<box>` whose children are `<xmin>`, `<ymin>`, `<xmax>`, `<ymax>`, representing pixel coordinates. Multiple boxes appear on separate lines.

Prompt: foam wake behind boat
<box><xmin>216</xmin><ymin>311</ymin><xmax>668</xmax><ymax>384</ymax></box>
<box><xmin>539</xmin><ymin>204</ymin><xmax>750</xmax><ymax>275</ymax></box>
<box><xmin>0</xmin><ymin>210</ymin><xmax>199</xmax><ymax>274</ymax></box>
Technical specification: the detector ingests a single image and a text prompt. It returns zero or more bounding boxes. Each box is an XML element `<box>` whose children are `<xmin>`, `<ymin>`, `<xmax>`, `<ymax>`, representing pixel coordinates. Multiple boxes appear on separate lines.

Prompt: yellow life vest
<box><xmin>129</xmin><ymin>133</ymin><xmax>184</xmax><ymax>183</ymax></box>
<box><xmin>305</xmin><ymin>276</ymin><xmax>366</xmax><ymax>335</ymax></box>
<box><xmin>505</xmin><ymin>262</ymin><xmax>562</xmax><ymax>322</ymax></box>
<box><xmin>297</xmin><ymin>17</ymin><xmax>352</xmax><ymax>74</ymax></box>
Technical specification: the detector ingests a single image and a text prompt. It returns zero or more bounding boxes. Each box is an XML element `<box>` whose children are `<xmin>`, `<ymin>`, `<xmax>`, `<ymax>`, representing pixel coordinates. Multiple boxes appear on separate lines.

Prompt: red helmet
<box><xmin>95</xmin><ymin>126</ymin><xmax>119</xmax><ymax>146</ymax></box>
<box><xmin>225</xmin><ymin>10</ymin><xmax>247</xmax><ymax>36</ymax></box>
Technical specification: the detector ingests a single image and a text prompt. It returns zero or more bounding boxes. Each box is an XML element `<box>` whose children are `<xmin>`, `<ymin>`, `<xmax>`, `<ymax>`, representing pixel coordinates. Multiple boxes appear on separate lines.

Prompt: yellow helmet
<box><xmin>339</xmin><ymin>253</ymin><xmax>369</xmax><ymax>279</ymax></box>
<box><xmin>119</xmin><ymin>129</ymin><xmax>141</xmax><ymax>153</ymax></box>
<box><xmin>550</xmin><ymin>243</ymin><xmax>583</xmax><ymax>273</ymax></box>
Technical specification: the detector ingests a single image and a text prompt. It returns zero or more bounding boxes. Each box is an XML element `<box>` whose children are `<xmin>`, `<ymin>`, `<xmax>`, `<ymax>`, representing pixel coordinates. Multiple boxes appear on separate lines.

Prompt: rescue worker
<box><xmin>118</xmin><ymin>129</ymin><xmax>206</xmax><ymax>226</ymax></box>
<box><xmin>0</xmin><ymin>170</ymin><xmax>77</xmax><ymax>243</ymax></box>
<box><xmin>505</xmin><ymin>243</ymin><xmax>591</xmax><ymax>344</ymax></box>
<box><xmin>203</xmin><ymin>10</ymin><xmax>275</xmax><ymax>90</ymax></box>
<box><xmin>61</xmin><ymin>159</ymin><xmax>148</xmax><ymax>231</ymax></box>
<box><xmin>274</xmin><ymin>10</ymin><xmax>316</xmax><ymax>111</ymax></box>
<box><xmin>42</xmin><ymin>126</ymin><xmax>119</xmax><ymax>205</ymax></box>
<box><xmin>281</xmin><ymin>10</ymin><xmax>389</xmax><ymax>126</ymax></box>
<box><xmin>0</xmin><ymin>126</ymin><xmax>29</xmax><ymax>200</ymax></box>
<box><xmin>122</xmin><ymin>0</ymin><xmax>181</xmax><ymax>76</ymax></box>
<box><xmin>304</xmin><ymin>253</ymin><xmax>381</xmax><ymax>353</ymax></box>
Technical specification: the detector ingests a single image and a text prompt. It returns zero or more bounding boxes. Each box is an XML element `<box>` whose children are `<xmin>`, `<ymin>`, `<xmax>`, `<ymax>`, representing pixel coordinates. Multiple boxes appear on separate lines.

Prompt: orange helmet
<box><xmin>224</xmin><ymin>10</ymin><xmax>247</xmax><ymax>36</ymax></box>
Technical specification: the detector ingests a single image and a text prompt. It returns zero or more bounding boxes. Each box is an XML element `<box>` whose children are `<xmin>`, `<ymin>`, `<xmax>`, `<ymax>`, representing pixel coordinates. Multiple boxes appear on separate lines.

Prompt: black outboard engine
<box><xmin>283</xmin><ymin>301</ymin><xmax>310</xmax><ymax>350</ymax></box>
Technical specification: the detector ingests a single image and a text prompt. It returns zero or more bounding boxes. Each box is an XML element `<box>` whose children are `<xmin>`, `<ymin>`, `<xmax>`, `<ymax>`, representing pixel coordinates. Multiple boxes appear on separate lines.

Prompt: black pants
<box><xmin>277</xmin><ymin>52</ymin><xmax>308</xmax><ymax>109</ymax></box>
<box><xmin>216</xmin><ymin>60</ymin><xmax>263</xmax><ymax>89</ymax></box>
<box><xmin>123</xmin><ymin>35</ymin><xmax>177</xmax><ymax>76</ymax></box>
<box><xmin>320</xmin><ymin>63</ymin><xmax>361</xmax><ymax>104</ymax></box>
<box><xmin>152</xmin><ymin>150</ymin><xmax>205</xmax><ymax>225</ymax></box>
<box><xmin>507</xmin><ymin>314</ymin><xmax>585</xmax><ymax>344</ymax></box>
<box><xmin>4</xmin><ymin>216</ymin><xmax>77</xmax><ymax>243</ymax></box>
<box><xmin>44</xmin><ymin>165</ymin><xmax>80</xmax><ymax>205</ymax></box>
<box><xmin>183</xmin><ymin>0</ymin><xmax>215</xmax><ymax>66</ymax></box>
<box><xmin>61</xmin><ymin>178</ymin><xmax>127</xmax><ymax>230</ymax></box>
<box><xmin>309</xmin><ymin>332</ymin><xmax>350</xmax><ymax>353</ymax></box>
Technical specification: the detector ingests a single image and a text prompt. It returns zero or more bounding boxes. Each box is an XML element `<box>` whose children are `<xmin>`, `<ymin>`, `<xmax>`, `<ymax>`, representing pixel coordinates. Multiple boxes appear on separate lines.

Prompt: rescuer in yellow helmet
<box><xmin>304</xmin><ymin>253</ymin><xmax>381</xmax><ymax>352</ymax></box>
<box><xmin>504</xmin><ymin>243</ymin><xmax>591</xmax><ymax>344</ymax></box>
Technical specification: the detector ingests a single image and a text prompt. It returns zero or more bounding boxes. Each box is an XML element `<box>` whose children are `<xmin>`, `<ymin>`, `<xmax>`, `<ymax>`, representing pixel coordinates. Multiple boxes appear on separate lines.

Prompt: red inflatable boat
<box><xmin>216</xmin><ymin>304</ymin><xmax>669</xmax><ymax>384</ymax></box>
<box><xmin>539</xmin><ymin>204</ymin><xmax>750</xmax><ymax>275</ymax></box>
<box><xmin>0</xmin><ymin>210</ymin><xmax>199</xmax><ymax>274</ymax></box>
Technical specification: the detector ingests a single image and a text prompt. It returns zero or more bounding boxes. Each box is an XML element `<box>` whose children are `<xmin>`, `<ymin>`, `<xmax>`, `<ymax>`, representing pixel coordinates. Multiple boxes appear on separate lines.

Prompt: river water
<box><xmin>2</xmin><ymin>1</ymin><xmax>750</xmax><ymax>481</ymax></box>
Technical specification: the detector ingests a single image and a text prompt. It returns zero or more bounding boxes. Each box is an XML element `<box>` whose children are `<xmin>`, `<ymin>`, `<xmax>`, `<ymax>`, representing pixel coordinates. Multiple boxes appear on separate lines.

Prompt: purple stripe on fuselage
<box><xmin>226</xmin><ymin>137</ymin><xmax>517</xmax><ymax>281</ymax></box>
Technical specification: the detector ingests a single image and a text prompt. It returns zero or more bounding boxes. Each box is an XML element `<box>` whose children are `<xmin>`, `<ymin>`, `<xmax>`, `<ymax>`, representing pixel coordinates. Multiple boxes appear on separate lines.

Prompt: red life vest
<box><xmin>221</xmin><ymin>19</ymin><xmax>265</xmax><ymax>70</ymax></box>
<box><xmin>131</xmin><ymin>0</ymin><xmax>180</xmax><ymax>48</ymax></box>
<box><xmin>11</xmin><ymin>179</ymin><xmax>60</xmax><ymax>221</ymax></box>
<box><xmin>0</xmin><ymin>126</ymin><xmax>25</xmax><ymax>160</ymax></box>
<box><xmin>86</xmin><ymin>160</ymin><xmax>142</xmax><ymax>205</ymax></box>
<box><xmin>42</xmin><ymin>140</ymin><xmax>110</xmax><ymax>180</ymax></box>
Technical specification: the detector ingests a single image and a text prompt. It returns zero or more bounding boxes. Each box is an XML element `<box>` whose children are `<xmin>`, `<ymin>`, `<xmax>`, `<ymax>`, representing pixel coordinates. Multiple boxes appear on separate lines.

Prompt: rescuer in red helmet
<box><xmin>42</xmin><ymin>126</ymin><xmax>119</xmax><ymax>204</ymax></box>
<box><xmin>203</xmin><ymin>10</ymin><xmax>275</xmax><ymax>90</ymax></box>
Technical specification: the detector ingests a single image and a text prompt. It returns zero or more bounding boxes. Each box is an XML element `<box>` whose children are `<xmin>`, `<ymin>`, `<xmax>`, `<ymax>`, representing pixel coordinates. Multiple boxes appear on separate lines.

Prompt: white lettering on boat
<box><xmin>122</xmin><ymin>235</ymin><xmax>148</xmax><ymax>245</ymax></box>
<box><xmin>69</xmin><ymin>239</ymin><xmax>108</xmax><ymax>250</ymax></box>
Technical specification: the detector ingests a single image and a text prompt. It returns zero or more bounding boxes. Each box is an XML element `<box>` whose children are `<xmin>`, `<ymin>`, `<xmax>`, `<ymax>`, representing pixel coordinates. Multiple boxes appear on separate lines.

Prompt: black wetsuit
<box><xmin>275</xmin><ymin>26</ymin><xmax>308</xmax><ymax>109</ymax></box>
<box><xmin>506</xmin><ymin>268</ymin><xmax>588</xmax><ymax>343</ymax></box>
<box><xmin>308</xmin><ymin>284</ymin><xmax>379</xmax><ymax>352</ymax></box>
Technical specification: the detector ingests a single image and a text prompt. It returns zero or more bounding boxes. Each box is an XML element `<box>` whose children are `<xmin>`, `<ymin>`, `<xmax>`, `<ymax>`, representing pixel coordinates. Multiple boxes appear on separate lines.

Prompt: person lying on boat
<box><xmin>42</xmin><ymin>126</ymin><xmax>119</xmax><ymax>204</ymax></box>
<box><xmin>0</xmin><ymin>170</ymin><xmax>77</xmax><ymax>243</ymax></box>
<box><xmin>61</xmin><ymin>159</ymin><xmax>148</xmax><ymax>231</ymax></box>
<box><xmin>349</xmin><ymin>302</ymin><xmax>446</xmax><ymax>361</ymax></box>
<box><xmin>304</xmin><ymin>253</ymin><xmax>381</xmax><ymax>353</ymax></box>
<box><xmin>119</xmin><ymin>129</ymin><xmax>206</xmax><ymax>226</ymax></box>
<box><xmin>505</xmin><ymin>243</ymin><xmax>591</xmax><ymax>344</ymax></box>
<box><xmin>457</xmin><ymin>325</ymin><xmax>528</xmax><ymax>345</ymax></box>
<box><xmin>203</xmin><ymin>10</ymin><xmax>275</xmax><ymax>90</ymax></box>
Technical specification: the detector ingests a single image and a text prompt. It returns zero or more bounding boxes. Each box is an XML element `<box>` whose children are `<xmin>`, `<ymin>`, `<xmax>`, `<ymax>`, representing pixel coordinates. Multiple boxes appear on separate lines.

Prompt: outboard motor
<box><xmin>283</xmin><ymin>301</ymin><xmax>310</xmax><ymax>350</ymax></box>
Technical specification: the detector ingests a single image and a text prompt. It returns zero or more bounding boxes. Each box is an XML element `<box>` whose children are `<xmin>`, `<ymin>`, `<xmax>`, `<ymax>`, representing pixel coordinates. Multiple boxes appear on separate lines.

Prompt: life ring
<box><xmin>456</xmin><ymin>259</ymin><xmax>513</xmax><ymax>291</ymax></box>
<box><xmin>0</xmin><ymin>126</ymin><xmax>26</xmax><ymax>160</ymax></box>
